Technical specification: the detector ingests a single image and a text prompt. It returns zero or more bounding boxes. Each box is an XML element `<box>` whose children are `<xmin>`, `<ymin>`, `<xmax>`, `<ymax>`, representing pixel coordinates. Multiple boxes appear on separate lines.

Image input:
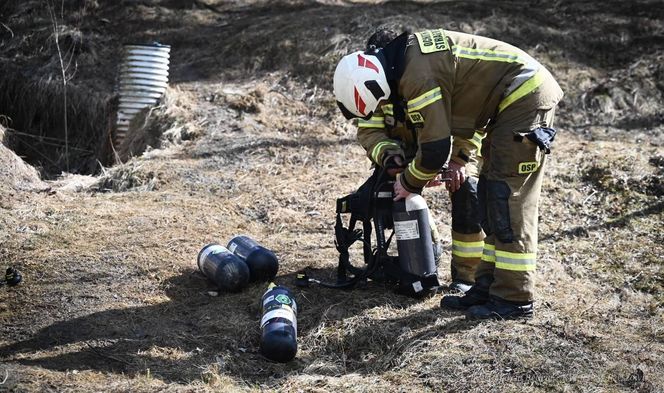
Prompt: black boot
<box><xmin>440</xmin><ymin>285</ymin><xmax>488</xmax><ymax>309</ymax></box>
<box><xmin>466</xmin><ymin>296</ymin><xmax>533</xmax><ymax>320</ymax></box>
<box><xmin>440</xmin><ymin>275</ymin><xmax>492</xmax><ymax>310</ymax></box>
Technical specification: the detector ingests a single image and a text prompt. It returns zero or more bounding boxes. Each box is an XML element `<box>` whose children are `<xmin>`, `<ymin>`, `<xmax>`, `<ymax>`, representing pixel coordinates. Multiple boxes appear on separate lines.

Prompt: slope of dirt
<box><xmin>0</xmin><ymin>1</ymin><xmax>663</xmax><ymax>392</ymax></box>
<box><xmin>0</xmin><ymin>125</ymin><xmax>47</xmax><ymax>194</ymax></box>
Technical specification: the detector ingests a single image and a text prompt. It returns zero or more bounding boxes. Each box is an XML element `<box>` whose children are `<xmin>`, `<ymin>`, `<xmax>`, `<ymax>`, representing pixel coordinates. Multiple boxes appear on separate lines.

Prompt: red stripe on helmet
<box><xmin>357</xmin><ymin>54</ymin><xmax>379</xmax><ymax>73</ymax></box>
<box><xmin>354</xmin><ymin>87</ymin><xmax>366</xmax><ymax>115</ymax></box>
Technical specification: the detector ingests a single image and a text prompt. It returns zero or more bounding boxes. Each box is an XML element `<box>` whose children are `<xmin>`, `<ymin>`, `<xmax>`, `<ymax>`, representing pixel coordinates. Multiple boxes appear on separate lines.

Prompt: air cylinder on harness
<box><xmin>197</xmin><ymin>244</ymin><xmax>250</xmax><ymax>292</ymax></box>
<box><xmin>227</xmin><ymin>235</ymin><xmax>279</xmax><ymax>282</ymax></box>
<box><xmin>392</xmin><ymin>193</ymin><xmax>439</xmax><ymax>293</ymax></box>
<box><xmin>259</xmin><ymin>284</ymin><xmax>297</xmax><ymax>362</ymax></box>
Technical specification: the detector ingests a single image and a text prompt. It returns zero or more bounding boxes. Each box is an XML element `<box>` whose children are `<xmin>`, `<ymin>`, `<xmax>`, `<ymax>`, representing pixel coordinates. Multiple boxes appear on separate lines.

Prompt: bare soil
<box><xmin>0</xmin><ymin>1</ymin><xmax>663</xmax><ymax>392</ymax></box>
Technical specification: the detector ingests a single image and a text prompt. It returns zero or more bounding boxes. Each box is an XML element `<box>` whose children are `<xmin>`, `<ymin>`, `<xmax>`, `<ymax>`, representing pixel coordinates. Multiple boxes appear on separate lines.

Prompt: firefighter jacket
<box><xmin>357</xmin><ymin>104</ymin><xmax>485</xmax><ymax>171</ymax></box>
<box><xmin>358</xmin><ymin>28</ymin><xmax>560</xmax><ymax>193</ymax></box>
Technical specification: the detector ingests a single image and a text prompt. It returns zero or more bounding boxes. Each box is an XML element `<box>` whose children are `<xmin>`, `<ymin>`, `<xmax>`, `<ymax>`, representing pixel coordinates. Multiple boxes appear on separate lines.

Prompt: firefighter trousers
<box><xmin>450</xmin><ymin>137</ymin><xmax>485</xmax><ymax>284</ymax></box>
<box><xmin>474</xmin><ymin>69</ymin><xmax>563</xmax><ymax>303</ymax></box>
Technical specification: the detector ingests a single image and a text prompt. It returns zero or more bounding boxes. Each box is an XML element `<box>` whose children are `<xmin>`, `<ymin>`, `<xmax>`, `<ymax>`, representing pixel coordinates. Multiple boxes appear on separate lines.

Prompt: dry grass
<box><xmin>0</xmin><ymin>125</ymin><xmax>48</xmax><ymax>195</ymax></box>
<box><xmin>0</xmin><ymin>69</ymin><xmax>114</xmax><ymax>176</ymax></box>
<box><xmin>0</xmin><ymin>1</ymin><xmax>663</xmax><ymax>392</ymax></box>
<box><xmin>114</xmin><ymin>86</ymin><xmax>201</xmax><ymax>163</ymax></box>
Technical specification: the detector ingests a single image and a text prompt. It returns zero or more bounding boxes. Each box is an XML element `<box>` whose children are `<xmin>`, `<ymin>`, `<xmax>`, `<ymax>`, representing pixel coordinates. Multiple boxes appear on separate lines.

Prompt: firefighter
<box><xmin>333</xmin><ymin>28</ymin><xmax>563</xmax><ymax>319</ymax></box>
<box><xmin>357</xmin><ymin>29</ymin><xmax>486</xmax><ymax>293</ymax></box>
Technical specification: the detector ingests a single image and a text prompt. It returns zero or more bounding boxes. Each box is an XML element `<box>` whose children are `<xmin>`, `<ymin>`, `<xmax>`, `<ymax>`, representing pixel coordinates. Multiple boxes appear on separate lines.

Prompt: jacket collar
<box><xmin>375</xmin><ymin>31</ymin><xmax>409</xmax><ymax>100</ymax></box>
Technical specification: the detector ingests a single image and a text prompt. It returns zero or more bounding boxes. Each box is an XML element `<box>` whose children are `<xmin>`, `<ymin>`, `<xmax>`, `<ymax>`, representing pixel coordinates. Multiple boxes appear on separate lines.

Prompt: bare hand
<box><xmin>445</xmin><ymin>160</ymin><xmax>466</xmax><ymax>193</ymax></box>
<box><xmin>425</xmin><ymin>173</ymin><xmax>445</xmax><ymax>188</ymax></box>
<box><xmin>393</xmin><ymin>175</ymin><xmax>411</xmax><ymax>201</ymax></box>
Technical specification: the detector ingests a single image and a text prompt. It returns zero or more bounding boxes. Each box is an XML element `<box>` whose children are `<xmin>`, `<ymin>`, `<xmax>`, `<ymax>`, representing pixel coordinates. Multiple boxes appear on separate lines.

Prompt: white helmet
<box><xmin>333</xmin><ymin>51</ymin><xmax>391</xmax><ymax>119</ymax></box>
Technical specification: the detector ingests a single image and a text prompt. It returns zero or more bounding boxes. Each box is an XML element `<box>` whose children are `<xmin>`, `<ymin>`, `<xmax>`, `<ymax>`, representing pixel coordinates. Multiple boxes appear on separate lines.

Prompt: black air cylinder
<box><xmin>197</xmin><ymin>244</ymin><xmax>250</xmax><ymax>292</ymax></box>
<box><xmin>4</xmin><ymin>267</ymin><xmax>22</xmax><ymax>286</ymax></box>
<box><xmin>227</xmin><ymin>235</ymin><xmax>279</xmax><ymax>282</ymax></box>
<box><xmin>392</xmin><ymin>194</ymin><xmax>436</xmax><ymax>277</ymax></box>
<box><xmin>260</xmin><ymin>284</ymin><xmax>297</xmax><ymax>362</ymax></box>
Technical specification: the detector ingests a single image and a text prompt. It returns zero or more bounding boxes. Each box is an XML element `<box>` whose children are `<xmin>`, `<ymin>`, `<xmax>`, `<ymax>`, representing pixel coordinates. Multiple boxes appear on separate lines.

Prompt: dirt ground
<box><xmin>0</xmin><ymin>0</ymin><xmax>663</xmax><ymax>392</ymax></box>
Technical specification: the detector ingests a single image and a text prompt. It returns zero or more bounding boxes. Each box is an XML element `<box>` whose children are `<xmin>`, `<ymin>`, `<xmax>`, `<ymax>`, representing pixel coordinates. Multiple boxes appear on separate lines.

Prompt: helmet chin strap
<box><xmin>336</xmin><ymin>102</ymin><xmax>374</xmax><ymax>120</ymax></box>
<box><xmin>337</xmin><ymin>101</ymin><xmax>358</xmax><ymax>120</ymax></box>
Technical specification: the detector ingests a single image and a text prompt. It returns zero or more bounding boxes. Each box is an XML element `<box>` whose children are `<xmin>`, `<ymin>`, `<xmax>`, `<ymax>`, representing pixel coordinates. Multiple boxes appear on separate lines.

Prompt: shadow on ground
<box><xmin>0</xmin><ymin>268</ymin><xmax>474</xmax><ymax>384</ymax></box>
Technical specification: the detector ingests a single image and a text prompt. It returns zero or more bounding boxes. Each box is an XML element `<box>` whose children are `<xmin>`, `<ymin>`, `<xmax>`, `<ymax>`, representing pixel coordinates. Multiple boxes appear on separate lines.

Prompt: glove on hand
<box><xmin>383</xmin><ymin>154</ymin><xmax>405</xmax><ymax>177</ymax></box>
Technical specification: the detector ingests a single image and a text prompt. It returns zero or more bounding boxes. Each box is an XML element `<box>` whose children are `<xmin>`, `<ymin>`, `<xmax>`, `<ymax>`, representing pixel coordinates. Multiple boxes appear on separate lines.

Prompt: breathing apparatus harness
<box><xmin>296</xmin><ymin>166</ymin><xmax>440</xmax><ymax>297</ymax></box>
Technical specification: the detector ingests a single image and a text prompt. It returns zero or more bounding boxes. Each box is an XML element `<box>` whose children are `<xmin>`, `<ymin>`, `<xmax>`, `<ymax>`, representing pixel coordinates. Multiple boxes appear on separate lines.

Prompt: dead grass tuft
<box><xmin>576</xmin><ymin>54</ymin><xmax>664</xmax><ymax>139</ymax></box>
<box><xmin>92</xmin><ymin>160</ymin><xmax>159</xmax><ymax>192</ymax></box>
<box><xmin>223</xmin><ymin>85</ymin><xmax>267</xmax><ymax>114</ymax></box>
<box><xmin>0</xmin><ymin>124</ymin><xmax>48</xmax><ymax>194</ymax></box>
<box><xmin>581</xmin><ymin>155</ymin><xmax>664</xmax><ymax>197</ymax></box>
<box><xmin>114</xmin><ymin>86</ymin><xmax>200</xmax><ymax>163</ymax></box>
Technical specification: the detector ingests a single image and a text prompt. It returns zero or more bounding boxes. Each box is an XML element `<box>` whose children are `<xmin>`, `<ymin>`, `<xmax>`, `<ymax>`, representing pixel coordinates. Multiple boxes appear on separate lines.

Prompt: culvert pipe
<box><xmin>114</xmin><ymin>43</ymin><xmax>170</xmax><ymax>145</ymax></box>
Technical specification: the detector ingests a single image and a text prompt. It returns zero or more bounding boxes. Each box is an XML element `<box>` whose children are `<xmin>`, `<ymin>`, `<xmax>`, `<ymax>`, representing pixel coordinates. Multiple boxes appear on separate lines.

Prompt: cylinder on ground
<box><xmin>260</xmin><ymin>284</ymin><xmax>297</xmax><ymax>362</ymax></box>
<box><xmin>227</xmin><ymin>235</ymin><xmax>279</xmax><ymax>282</ymax></box>
<box><xmin>197</xmin><ymin>244</ymin><xmax>250</xmax><ymax>292</ymax></box>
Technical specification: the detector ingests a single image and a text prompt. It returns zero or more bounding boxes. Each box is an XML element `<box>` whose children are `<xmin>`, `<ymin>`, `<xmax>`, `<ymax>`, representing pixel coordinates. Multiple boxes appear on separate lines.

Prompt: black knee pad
<box><xmin>451</xmin><ymin>177</ymin><xmax>482</xmax><ymax>234</ymax></box>
<box><xmin>486</xmin><ymin>179</ymin><xmax>514</xmax><ymax>243</ymax></box>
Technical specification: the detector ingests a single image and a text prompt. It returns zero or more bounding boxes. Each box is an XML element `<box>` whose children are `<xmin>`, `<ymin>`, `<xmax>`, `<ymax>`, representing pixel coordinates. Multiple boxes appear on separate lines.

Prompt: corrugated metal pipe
<box><xmin>115</xmin><ymin>43</ymin><xmax>170</xmax><ymax>145</ymax></box>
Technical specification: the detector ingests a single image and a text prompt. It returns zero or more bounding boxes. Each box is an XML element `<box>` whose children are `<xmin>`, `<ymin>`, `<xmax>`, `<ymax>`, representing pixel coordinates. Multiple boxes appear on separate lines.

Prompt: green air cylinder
<box><xmin>197</xmin><ymin>244</ymin><xmax>250</xmax><ymax>292</ymax></box>
<box><xmin>392</xmin><ymin>193</ymin><xmax>438</xmax><ymax>291</ymax></box>
<box><xmin>260</xmin><ymin>284</ymin><xmax>297</xmax><ymax>362</ymax></box>
<box><xmin>227</xmin><ymin>235</ymin><xmax>279</xmax><ymax>282</ymax></box>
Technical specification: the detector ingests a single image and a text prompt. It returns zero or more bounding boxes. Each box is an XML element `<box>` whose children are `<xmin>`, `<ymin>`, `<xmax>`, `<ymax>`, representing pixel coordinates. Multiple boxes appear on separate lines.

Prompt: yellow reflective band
<box><xmin>408</xmin><ymin>87</ymin><xmax>442</xmax><ymax>112</ymax></box>
<box><xmin>407</xmin><ymin>160</ymin><xmax>438</xmax><ymax>181</ymax></box>
<box><xmin>498</xmin><ymin>69</ymin><xmax>546</xmax><ymax>113</ymax></box>
<box><xmin>481</xmin><ymin>244</ymin><xmax>496</xmax><ymax>263</ymax></box>
<box><xmin>495</xmin><ymin>262</ymin><xmax>536</xmax><ymax>271</ymax></box>
<box><xmin>371</xmin><ymin>141</ymin><xmax>399</xmax><ymax>163</ymax></box>
<box><xmin>452</xmin><ymin>240</ymin><xmax>484</xmax><ymax>258</ymax></box>
<box><xmin>452</xmin><ymin>45</ymin><xmax>523</xmax><ymax>64</ymax></box>
<box><xmin>470</xmin><ymin>131</ymin><xmax>486</xmax><ymax>150</ymax></box>
<box><xmin>495</xmin><ymin>250</ymin><xmax>536</xmax><ymax>259</ymax></box>
<box><xmin>453</xmin><ymin>240</ymin><xmax>484</xmax><ymax>248</ymax></box>
<box><xmin>358</xmin><ymin>117</ymin><xmax>385</xmax><ymax>128</ymax></box>
<box><xmin>371</xmin><ymin>141</ymin><xmax>391</xmax><ymax>163</ymax></box>
<box><xmin>381</xmin><ymin>104</ymin><xmax>394</xmax><ymax>115</ymax></box>
<box><xmin>495</xmin><ymin>250</ymin><xmax>536</xmax><ymax>272</ymax></box>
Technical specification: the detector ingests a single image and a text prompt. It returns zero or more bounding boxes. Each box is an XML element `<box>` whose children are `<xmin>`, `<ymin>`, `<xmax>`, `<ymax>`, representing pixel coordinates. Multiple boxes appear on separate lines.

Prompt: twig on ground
<box><xmin>193</xmin><ymin>0</ymin><xmax>223</xmax><ymax>14</ymax></box>
<box><xmin>582</xmin><ymin>189</ymin><xmax>597</xmax><ymax>205</ymax></box>
<box><xmin>0</xmin><ymin>22</ymin><xmax>14</xmax><ymax>37</ymax></box>
<box><xmin>578</xmin><ymin>297</ymin><xmax>601</xmax><ymax>318</ymax></box>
